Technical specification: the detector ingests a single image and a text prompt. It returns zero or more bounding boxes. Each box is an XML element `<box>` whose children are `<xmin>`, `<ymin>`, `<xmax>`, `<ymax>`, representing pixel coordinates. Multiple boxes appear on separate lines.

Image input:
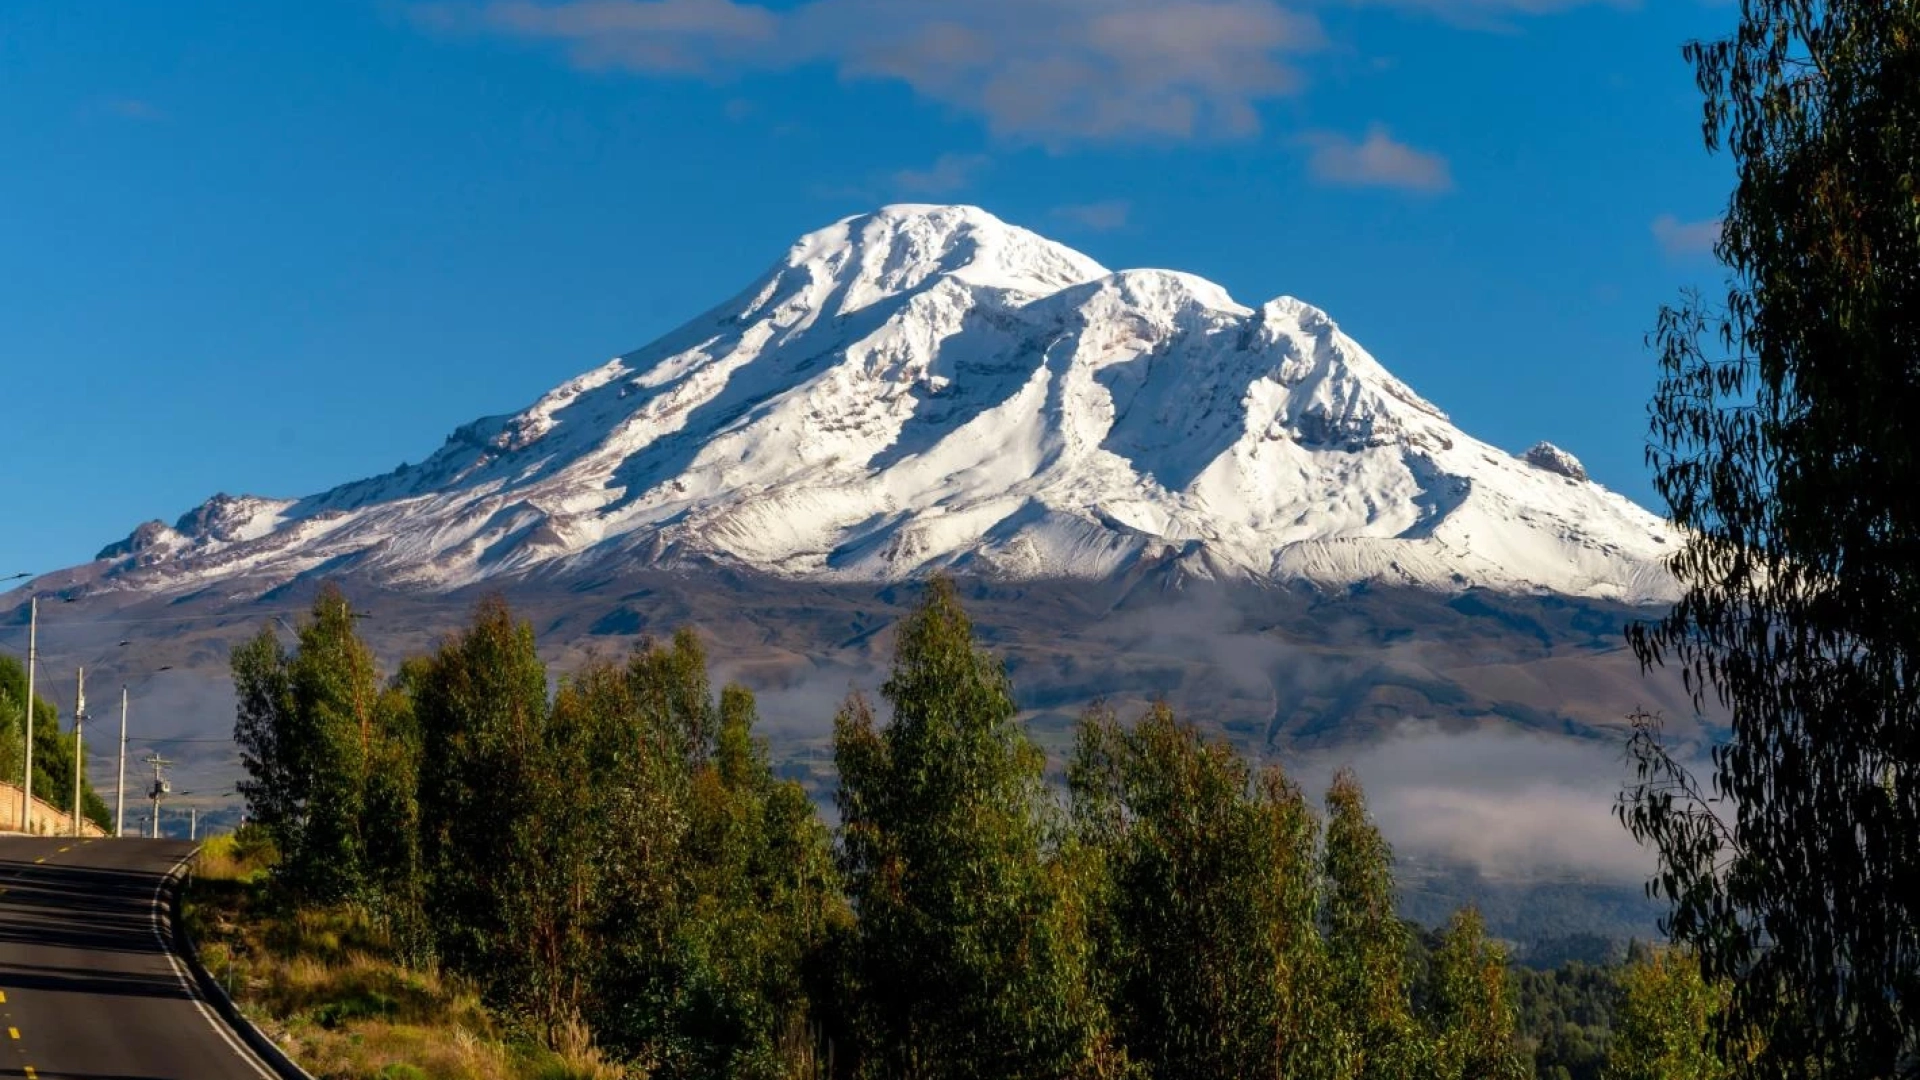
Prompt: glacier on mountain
<box><xmin>90</xmin><ymin>204</ymin><xmax>1677</xmax><ymax>602</ymax></box>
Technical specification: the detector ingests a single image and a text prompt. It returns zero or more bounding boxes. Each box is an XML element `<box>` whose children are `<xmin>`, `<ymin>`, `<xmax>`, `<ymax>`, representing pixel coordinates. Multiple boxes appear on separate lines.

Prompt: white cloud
<box><xmin>418</xmin><ymin>0</ymin><xmax>1326</xmax><ymax>142</ymax></box>
<box><xmin>1301</xmin><ymin>124</ymin><xmax>1452</xmax><ymax>193</ymax></box>
<box><xmin>1651</xmin><ymin>213</ymin><xmax>1721</xmax><ymax>258</ymax></box>
<box><xmin>892</xmin><ymin>152</ymin><xmax>989</xmax><ymax>195</ymax></box>
<box><xmin>1305</xmin><ymin>726</ymin><xmax>1658</xmax><ymax>883</ymax></box>
<box><xmin>1052</xmin><ymin>199</ymin><xmax>1132</xmax><ymax>231</ymax></box>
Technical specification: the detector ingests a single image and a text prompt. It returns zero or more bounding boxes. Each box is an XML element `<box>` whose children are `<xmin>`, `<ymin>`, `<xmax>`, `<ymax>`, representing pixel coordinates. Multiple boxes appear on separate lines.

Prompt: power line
<box><xmin>0</xmin><ymin>604</ymin><xmax>369</xmax><ymax>635</ymax></box>
<box><xmin>0</xmin><ymin>640</ymin><xmax>142</xmax><ymax>678</ymax></box>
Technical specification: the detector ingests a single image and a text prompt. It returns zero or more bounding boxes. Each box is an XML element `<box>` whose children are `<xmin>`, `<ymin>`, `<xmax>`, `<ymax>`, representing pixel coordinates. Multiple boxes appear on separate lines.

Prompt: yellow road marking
<box><xmin>30</xmin><ymin>858</ymin><xmax>42</xmax><ymax>864</ymax></box>
<box><xmin>25</xmin><ymin>1065</ymin><xmax>36</xmax><ymax>1078</ymax></box>
<box><xmin>7</xmin><ymin>1027</ymin><xmax>17</xmax><ymax>1039</ymax></box>
<box><xmin>55</xmin><ymin>847</ymin><xmax>68</xmax><ymax>854</ymax></box>
<box><xmin>0</xmin><ymin>990</ymin><xmax>7</xmax><ymax>1003</ymax></box>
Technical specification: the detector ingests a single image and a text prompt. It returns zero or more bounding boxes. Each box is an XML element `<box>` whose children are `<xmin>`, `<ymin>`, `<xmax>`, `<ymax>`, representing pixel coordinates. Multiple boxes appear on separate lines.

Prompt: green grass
<box><xmin>185</xmin><ymin>834</ymin><xmax>628</xmax><ymax>1080</ymax></box>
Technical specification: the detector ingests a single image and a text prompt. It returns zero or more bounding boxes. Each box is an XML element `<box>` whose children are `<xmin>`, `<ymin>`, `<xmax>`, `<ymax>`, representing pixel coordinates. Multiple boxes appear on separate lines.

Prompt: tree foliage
<box><xmin>1323</xmin><ymin>767</ymin><xmax>1425</xmax><ymax>1079</ymax></box>
<box><xmin>1425</xmin><ymin>907</ymin><xmax>1529</xmax><ymax>1080</ymax></box>
<box><xmin>1624</xmin><ymin>2</ymin><xmax>1920</xmax><ymax>1075</ymax></box>
<box><xmin>1605</xmin><ymin>949</ymin><xmax>1731</xmax><ymax>1080</ymax></box>
<box><xmin>834</xmin><ymin>577</ymin><xmax>1106</xmax><ymax>1080</ymax></box>
<box><xmin>412</xmin><ymin>595</ymin><xmax>557</xmax><ymax>1014</ymax></box>
<box><xmin>1070</xmin><ymin>701</ymin><xmax>1329</xmax><ymax>1080</ymax></box>
<box><xmin>219</xmin><ymin>579</ymin><xmax>1590</xmax><ymax>1079</ymax></box>
<box><xmin>1513</xmin><ymin>956</ymin><xmax>1625</xmax><ymax>1080</ymax></box>
<box><xmin>231</xmin><ymin>584</ymin><xmax>402</xmax><ymax>903</ymax></box>
<box><xmin>0</xmin><ymin>654</ymin><xmax>111</xmax><ymax>830</ymax></box>
<box><xmin>585</xmin><ymin>630</ymin><xmax>842</xmax><ymax>1079</ymax></box>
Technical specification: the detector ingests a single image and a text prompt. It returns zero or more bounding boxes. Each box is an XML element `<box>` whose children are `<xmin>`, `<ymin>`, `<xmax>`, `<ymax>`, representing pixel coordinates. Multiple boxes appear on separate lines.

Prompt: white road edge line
<box><xmin>150</xmin><ymin>850</ymin><xmax>281</xmax><ymax>1080</ymax></box>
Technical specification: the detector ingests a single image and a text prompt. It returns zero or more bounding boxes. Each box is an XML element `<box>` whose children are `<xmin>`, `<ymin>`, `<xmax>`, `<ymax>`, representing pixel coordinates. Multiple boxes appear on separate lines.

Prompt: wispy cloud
<box><xmin>892</xmin><ymin>152</ymin><xmax>989</xmax><ymax>195</ymax></box>
<box><xmin>1052</xmin><ymin>199</ymin><xmax>1132</xmax><ymax>231</ymax></box>
<box><xmin>1303</xmin><ymin>727</ymin><xmax>1656</xmax><ymax>883</ymax></box>
<box><xmin>1345</xmin><ymin>0</ymin><xmax>1625</xmax><ymax>32</ymax></box>
<box><xmin>429</xmin><ymin>0</ymin><xmax>780</xmax><ymax>75</ymax></box>
<box><xmin>416</xmin><ymin>0</ymin><xmax>1326</xmax><ymax>142</ymax></box>
<box><xmin>1301</xmin><ymin>124</ymin><xmax>1452</xmax><ymax>193</ymax></box>
<box><xmin>100</xmin><ymin>98</ymin><xmax>166</xmax><ymax>121</ymax></box>
<box><xmin>1651</xmin><ymin>213</ymin><xmax>1721</xmax><ymax>258</ymax></box>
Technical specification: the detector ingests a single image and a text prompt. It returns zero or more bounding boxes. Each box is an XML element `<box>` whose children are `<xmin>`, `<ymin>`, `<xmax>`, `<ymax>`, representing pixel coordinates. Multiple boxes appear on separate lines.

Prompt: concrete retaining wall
<box><xmin>0</xmin><ymin>780</ymin><xmax>110</xmax><ymax>836</ymax></box>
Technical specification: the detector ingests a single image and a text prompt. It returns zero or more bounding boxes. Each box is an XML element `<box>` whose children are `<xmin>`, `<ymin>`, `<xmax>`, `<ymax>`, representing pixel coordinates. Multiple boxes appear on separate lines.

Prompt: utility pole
<box><xmin>189</xmin><ymin>806</ymin><xmax>197</xmax><ymax>841</ymax></box>
<box><xmin>21</xmin><ymin>597</ymin><xmax>35</xmax><ymax>834</ymax></box>
<box><xmin>146</xmin><ymin>754</ymin><xmax>171</xmax><ymax>839</ymax></box>
<box><xmin>116</xmin><ymin>687</ymin><xmax>128</xmax><ymax>838</ymax></box>
<box><xmin>72</xmin><ymin>667</ymin><xmax>85</xmax><ymax>838</ymax></box>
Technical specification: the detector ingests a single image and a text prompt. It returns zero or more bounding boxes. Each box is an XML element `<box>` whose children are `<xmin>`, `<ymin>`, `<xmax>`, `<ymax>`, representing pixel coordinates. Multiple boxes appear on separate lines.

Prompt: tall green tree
<box><xmin>231</xmin><ymin>584</ymin><xmax>383</xmax><ymax>901</ymax></box>
<box><xmin>232</xmin><ymin>629</ymin><xmax>297</xmax><ymax>848</ymax></box>
<box><xmin>1424</xmin><ymin>907</ymin><xmax>1528</xmax><ymax>1080</ymax></box>
<box><xmin>0</xmin><ymin>655</ymin><xmax>27</xmax><ymax>787</ymax></box>
<box><xmin>1604</xmin><ymin>949</ymin><xmax>1731</xmax><ymax>1080</ymax></box>
<box><xmin>671</xmin><ymin>682</ymin><xmax>842</xmax><ymax>1079</ymax></box>
<box><xmin>582</xmin><ymin>633</ymin><xmax>842</xmax><ymax>1080</ymax></box>
<box><xmin>286</xmin><ymin>586</ymin><xmax>381</xmax><ymax>901</ymax></box>
<box><xmin>363</xmin><ymin>659</ymin><xmax>428</xmax><ymax>961</ymax></box>
<box><xmin>1069</xmin><ymin>702</ymin><xmax>1328</xmax><ymax>1080</ymax></box>
<box><xmin>412</xmin><ymin>595</ymin><xmax>554</xmax><ymax>1006</ymax></box>
<box><xmin>1322</xmin><ymin>768</ymin><xmax>1423</xmax><ymax>1080</ymax></box>
<box><xmin>1623</xmin><ymin>2</ymin><xmax>1920</xmax><ymax>1073</ymax></box>
<box><xmin>583</xmin><ymin>630</ymin><xmax>721</xmax><ymax>1069</ymax></box>
<box><xmin>834</xmin><ymin>578</ymin><xmax>1105</xmax><ymax>1080</ymax></box>
<box><xmin>520</xmin><ymin>646</ymin><xmax>605</xmax><ymax>1045</ymax></box>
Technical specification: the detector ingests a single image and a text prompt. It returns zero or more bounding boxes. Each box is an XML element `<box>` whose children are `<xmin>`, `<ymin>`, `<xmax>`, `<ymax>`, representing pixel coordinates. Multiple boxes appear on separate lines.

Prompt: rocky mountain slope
<box><xmin>84</xmin><ymin>204</ymin><xmax>1675</xmax><ymax>602</ymax></box>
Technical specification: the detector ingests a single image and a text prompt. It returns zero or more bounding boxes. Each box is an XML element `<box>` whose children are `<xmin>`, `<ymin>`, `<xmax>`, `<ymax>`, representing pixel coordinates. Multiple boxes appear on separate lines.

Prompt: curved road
<box><xmin>0</xmin><ymin>835</ymin><xmax>280</xmax><ymax>1080</ymax></box>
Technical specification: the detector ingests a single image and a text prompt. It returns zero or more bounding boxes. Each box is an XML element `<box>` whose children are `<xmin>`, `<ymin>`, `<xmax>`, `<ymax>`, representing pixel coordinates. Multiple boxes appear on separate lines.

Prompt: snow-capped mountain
<box><xmin>90</xmin><ymin>204</ymin><xmax>1675</xmax><ymax>602</ymax></box>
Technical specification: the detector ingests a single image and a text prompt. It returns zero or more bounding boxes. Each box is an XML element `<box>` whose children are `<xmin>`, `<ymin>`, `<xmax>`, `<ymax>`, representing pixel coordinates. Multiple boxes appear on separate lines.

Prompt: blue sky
<box><xmin>2</xmin><ymin>0</ymin><xmax>1731</xmax><ymax>576</ymax></box>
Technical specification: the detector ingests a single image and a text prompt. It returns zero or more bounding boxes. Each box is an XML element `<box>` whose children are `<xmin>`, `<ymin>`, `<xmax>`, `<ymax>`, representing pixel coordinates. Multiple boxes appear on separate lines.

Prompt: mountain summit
<box><xmin>92</xmin><ymin>204</ymin><xmax>1674</xmax><ymax>601</ymax></box>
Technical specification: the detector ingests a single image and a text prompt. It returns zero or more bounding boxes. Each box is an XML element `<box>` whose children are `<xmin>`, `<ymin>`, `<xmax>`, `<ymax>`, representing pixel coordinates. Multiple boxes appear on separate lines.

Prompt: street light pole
<box><xmin>108</xmin><ymin>666</ymin><xmax>168</xmax><ymax>838</ymax></box>
<box><xmin>73</xmin><ymin>666</ymin><xmax>85</xmax><ymax>838</ymax></box>
<box><xmin>21</xmin><ymin>596</ymin><xmax>35</xmax><ymax>834</ymax></box>
<box><xmin>116</xmin><ymin>686</ymin><xmax>128</xmax><ymax>838</ymax></box>
<box><xmin>147</xmin><ymin>754</ymin><xmax>171</xmax><ymax>839</ymax></box>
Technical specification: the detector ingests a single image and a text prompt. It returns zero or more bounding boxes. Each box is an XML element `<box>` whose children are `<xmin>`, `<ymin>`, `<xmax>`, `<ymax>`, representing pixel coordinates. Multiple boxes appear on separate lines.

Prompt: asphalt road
<box><xmin>0</xmin><ymin>835</ymin><xmax>280</xmax><ymax>1080</ymax></box>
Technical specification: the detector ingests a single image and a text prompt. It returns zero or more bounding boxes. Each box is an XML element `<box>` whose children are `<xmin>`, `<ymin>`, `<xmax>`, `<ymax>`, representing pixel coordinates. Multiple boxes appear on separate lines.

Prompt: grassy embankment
<box><xmin>184</xmin><ymin>832</ymin><xmax>629</xmax><ymax>1080</ymax></box>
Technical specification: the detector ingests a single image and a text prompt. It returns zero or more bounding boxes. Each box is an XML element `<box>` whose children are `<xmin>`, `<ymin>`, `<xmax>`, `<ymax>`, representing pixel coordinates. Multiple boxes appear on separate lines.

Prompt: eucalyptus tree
<box><xmin>1623</xmin><ymin>2</ymin><xmax>1920</xmax><ymax>1074</ymax></box>
<box><xmin>1069</xmin><ymin>702</ymin><xmax>1330</xmax><ymax>1080</ymax></box>
<box><xmin>231</xmin><ymin>584</ymin><xmax>383</xmax><ymax>902</ymax></box>
<box><xmin>834</xmin><ymin>578</ymin><xmax>1106</xmax><ymax>1080</ymax></box>
<box><xmin>1322</xmin><ymin>768</ymin><xmax>1425</xmax><ymax>1080</ymax></box>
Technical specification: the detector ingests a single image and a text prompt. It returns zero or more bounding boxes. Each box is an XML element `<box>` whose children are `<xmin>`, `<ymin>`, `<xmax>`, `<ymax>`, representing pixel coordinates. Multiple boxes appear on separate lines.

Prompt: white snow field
<box><xmin>94</xmin><ymin>204</ymin><xmax>1675</xmax><ymax>602</ymax></box>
